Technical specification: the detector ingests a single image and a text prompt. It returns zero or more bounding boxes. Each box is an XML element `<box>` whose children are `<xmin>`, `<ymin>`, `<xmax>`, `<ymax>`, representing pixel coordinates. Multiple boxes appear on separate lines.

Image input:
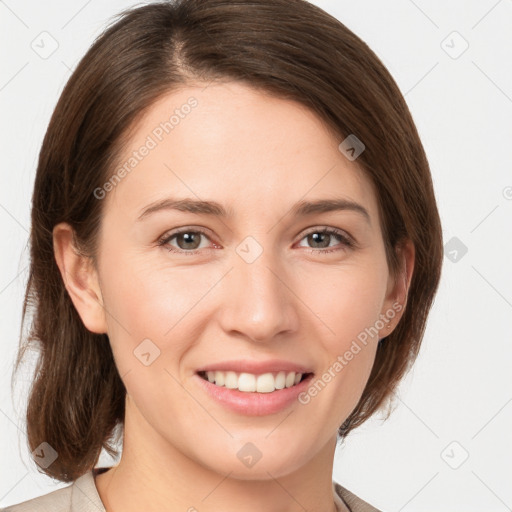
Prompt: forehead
<box><xmin>105</xmin><ymin>81</ymin><xmax>379</xmax><ymax>223</ymax></box>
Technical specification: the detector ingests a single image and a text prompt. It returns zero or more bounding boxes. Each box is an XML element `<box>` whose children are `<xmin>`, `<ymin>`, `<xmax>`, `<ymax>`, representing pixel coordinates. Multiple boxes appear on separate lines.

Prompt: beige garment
<box><xmin>1</xmin><ymin>467</ymin><xmax>382</xmax><ymax>512</ymax></box>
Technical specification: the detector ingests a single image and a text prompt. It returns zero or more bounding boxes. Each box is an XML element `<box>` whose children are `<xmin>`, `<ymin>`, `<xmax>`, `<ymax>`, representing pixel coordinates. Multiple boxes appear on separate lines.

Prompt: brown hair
<box><xmin>12</xmin><ymin>0</ymin><xmax>443</xmax><ymax>482</ymax></box>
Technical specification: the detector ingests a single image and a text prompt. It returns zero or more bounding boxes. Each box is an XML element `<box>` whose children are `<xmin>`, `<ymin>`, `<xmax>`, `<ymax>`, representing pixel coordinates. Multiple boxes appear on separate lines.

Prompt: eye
<box><xmin>157</xmin><ymin>228</ymin><xmax>214</xmax><ymax>255</ymax></box>
<box><xmin>157</xmin><ymin>226</ymin><xmax>355</xmax><ymax>256</ymax></box>
<box><xmin>296</xmin><ymin>227</ymin><xmax>355</xmax><ymax>254</ymax></box>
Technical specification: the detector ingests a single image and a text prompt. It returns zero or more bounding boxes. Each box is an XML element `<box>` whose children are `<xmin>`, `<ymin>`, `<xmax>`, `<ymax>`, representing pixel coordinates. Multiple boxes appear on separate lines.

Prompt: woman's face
<box><xmin>86</xmin><ymin>81</ymin><xmax>406</xmax><ymax>479</ymax></box>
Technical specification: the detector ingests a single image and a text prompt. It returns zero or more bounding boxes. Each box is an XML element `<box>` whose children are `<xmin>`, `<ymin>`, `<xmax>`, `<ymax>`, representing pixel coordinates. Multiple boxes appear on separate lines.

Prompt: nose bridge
<box><xmin>220</xmin><ymin>237</ymin><xmax>297</xmax><ymax>342</ymax></box>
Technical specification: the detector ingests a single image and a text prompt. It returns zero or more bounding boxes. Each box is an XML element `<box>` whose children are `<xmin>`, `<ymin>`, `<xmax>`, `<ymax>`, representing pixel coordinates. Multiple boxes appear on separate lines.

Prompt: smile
<box><xmin>197</xmin><ymin>370</ymin><xmax>312</xmax><ymax>393</ymax></box>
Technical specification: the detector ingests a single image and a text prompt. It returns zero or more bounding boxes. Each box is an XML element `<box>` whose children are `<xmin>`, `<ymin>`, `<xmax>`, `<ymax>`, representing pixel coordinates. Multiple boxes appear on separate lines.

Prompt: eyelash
<box><xmin>157</xmin><ymin>227</ymin><xmax>355</xmax><ymax>256</ymax></box>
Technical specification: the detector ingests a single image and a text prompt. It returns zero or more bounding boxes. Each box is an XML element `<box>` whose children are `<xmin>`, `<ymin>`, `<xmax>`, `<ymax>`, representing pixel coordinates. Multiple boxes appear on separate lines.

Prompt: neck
<box><xmin>95</xmin><ymin>395</ymin><xmax>346</xmax><ymax>512</ymax></box>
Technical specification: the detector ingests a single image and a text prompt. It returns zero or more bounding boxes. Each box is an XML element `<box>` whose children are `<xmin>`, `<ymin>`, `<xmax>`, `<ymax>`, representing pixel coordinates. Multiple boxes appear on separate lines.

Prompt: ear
<box><xmin>378</xmin><ymin>238</ymin><xmax>415</xmax><ymax>339</ymax></box>
<box><xmin>52</xmin><ymin>222</ymin><xmax>108</xmax><ymax>334</ymax></box>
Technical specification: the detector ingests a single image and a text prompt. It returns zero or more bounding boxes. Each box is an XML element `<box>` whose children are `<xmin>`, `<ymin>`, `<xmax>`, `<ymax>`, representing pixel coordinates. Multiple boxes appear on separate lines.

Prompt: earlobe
<box><xmin>52</xmin><ymin>222</ymin><xmax>108</xmax><ymax>334</ymax></box>
<box><xmin>380</xmin><ymin>239</ymin><xmax>415</xmax><ymax>338</ymax></box>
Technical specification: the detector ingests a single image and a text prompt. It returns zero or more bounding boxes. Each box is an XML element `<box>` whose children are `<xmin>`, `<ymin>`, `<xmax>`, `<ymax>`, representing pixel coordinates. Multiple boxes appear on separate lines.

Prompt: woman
<box><xmin>4</xmin><ymin>0</ymin><xmax>443</xmax><ymax>511</ymax></box>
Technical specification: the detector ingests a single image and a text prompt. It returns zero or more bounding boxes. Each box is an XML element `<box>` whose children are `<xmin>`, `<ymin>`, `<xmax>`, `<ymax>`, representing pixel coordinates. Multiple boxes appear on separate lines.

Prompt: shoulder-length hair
<box><xmin>12</xmin><ymin>0</ymin><xmax>443</xmax><ymax>482</ymax></box>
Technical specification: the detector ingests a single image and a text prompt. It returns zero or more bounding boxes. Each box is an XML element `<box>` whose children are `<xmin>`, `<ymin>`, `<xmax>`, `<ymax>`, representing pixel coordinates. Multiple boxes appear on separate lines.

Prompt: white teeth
<box><xmin>224</xmin><ymin>371</ymin><xmax>238</xmax><ymax>389</ymax></box>
<box><xmin>285</xmin><ymin>371</ymin><xmax>296</xmax><ymax>388</ymax></box>
<box><xmin>201</xmin><ymin>370</ymin><xmax>305</xmax><ymax>393</ymax></box>
<box><xmin>275</xmin><ymin>371</ymin><xmax>286</xmax><ymax>389</ymax></box>
<box><xmin>214</xmin><ymin>371</ymin><xmax>225</xmax><ymax>387</ymax></box>
<box><xmin>256</xmin><ymin>373</ymin><xmax>275</xmax><ymax>393</ymax></box>
<box><xmin>238</xmin><ymin>373</ymin><xmax>256</xmax><ymax>392</ymax></box>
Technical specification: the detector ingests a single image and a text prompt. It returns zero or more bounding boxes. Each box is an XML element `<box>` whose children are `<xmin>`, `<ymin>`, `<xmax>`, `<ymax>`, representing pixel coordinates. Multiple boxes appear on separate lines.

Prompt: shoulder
<box><xmin>0</xmin><ymin>482</ymin><xmax>74</xmax><ymax>512</ymax></box>
<box><xmin>3</xmin><ymin>473</ymin><xmax>376</xmax><ymax>512</ymax></box>
<box><xmin>0</xmin><ymin>470</ymin><xmax>105</xmax><ymax>512</ymax></box>
<box><xmin>334</xmin><ymin>481</ymin><xmax>383</xmax><ymax>512</ymax></box>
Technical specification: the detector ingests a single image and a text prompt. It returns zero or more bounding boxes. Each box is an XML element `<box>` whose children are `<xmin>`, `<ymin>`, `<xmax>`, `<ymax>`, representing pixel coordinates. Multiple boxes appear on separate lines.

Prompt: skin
<box><xmin>53</xmin><ymin>81</ymin><xmax>414</xmax><ymax>512</ymax></box>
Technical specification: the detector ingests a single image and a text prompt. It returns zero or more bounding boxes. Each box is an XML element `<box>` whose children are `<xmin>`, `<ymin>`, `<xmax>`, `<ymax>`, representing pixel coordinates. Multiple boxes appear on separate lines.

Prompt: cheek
<box><xmin>293</xmin><ymin>261</ymin><xmax>387</xmax><ymax>404</ymax></box>
<box><xmin>296</xmin><ymin>260</ymin><xmax>388</xmax><ymax>344</ymax></box>
<box><xmin>98</xmin><ymin>250</ymin><xmax>213</xmax><ymax>369</ymax></box>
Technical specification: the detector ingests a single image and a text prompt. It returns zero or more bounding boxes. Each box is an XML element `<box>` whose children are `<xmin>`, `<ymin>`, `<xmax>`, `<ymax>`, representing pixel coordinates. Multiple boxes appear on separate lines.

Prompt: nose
<box><xmin>218</xmin><ymin>247</ymin><xmax>299</xmax><ymax>344</ymax></box>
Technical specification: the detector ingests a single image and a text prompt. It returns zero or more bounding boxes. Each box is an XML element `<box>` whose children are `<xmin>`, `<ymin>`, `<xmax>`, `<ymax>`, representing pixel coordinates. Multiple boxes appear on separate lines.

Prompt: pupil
<box><xmin>309</xmin><ymin>232</ymin><xmax>329</xmax><ymax>248</ymax></box>
<box><xmin>178</xmin><ymin>232</ymin><xmax>200</xmax><ymax>250</ymax></box>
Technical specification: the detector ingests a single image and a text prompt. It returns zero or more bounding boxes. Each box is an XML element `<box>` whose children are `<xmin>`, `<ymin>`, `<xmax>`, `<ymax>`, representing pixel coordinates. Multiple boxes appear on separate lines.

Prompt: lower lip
<box><xmin>194</xmin><ymin>373</ymin><xmax>314</xmax><ymax>416</ymax></box>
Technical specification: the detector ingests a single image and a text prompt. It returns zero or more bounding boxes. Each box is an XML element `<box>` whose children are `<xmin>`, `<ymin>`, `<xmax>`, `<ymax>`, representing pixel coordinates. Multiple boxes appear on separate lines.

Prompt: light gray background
<box><xmin>1</xmin><ymin>1</ymin><xmax>511</xmax><ymax>510</ymax></box>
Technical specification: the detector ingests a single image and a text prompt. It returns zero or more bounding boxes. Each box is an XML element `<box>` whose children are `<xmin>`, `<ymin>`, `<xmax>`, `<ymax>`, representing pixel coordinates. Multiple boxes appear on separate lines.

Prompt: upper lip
<box><xmin>196</xmin><ymin>359</ymin><xmax>314</xmax><ymax>375</ymax></box>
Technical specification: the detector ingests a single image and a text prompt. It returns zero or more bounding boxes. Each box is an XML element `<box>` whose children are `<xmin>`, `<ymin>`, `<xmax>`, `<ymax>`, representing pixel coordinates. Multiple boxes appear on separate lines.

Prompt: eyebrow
<box><xmin>137</xmin><ymin>197</ymin><xmax>371</xmax><ymax>224</ymax></box>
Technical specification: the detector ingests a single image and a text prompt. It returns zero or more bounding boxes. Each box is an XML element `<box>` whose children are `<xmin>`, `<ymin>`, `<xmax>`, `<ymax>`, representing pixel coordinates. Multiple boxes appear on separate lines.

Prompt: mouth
<box><xmin>196</xmin><ymin>370</ymin><xmax>314</xmax><ymax>393</ymax></box>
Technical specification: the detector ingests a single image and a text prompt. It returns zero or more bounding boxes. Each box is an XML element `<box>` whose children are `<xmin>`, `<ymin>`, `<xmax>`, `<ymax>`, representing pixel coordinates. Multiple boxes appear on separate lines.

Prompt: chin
<box><xmin>199</xmin><ymin>441</ymin><xmax>312</xmax><ymax>481</ymax></box>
